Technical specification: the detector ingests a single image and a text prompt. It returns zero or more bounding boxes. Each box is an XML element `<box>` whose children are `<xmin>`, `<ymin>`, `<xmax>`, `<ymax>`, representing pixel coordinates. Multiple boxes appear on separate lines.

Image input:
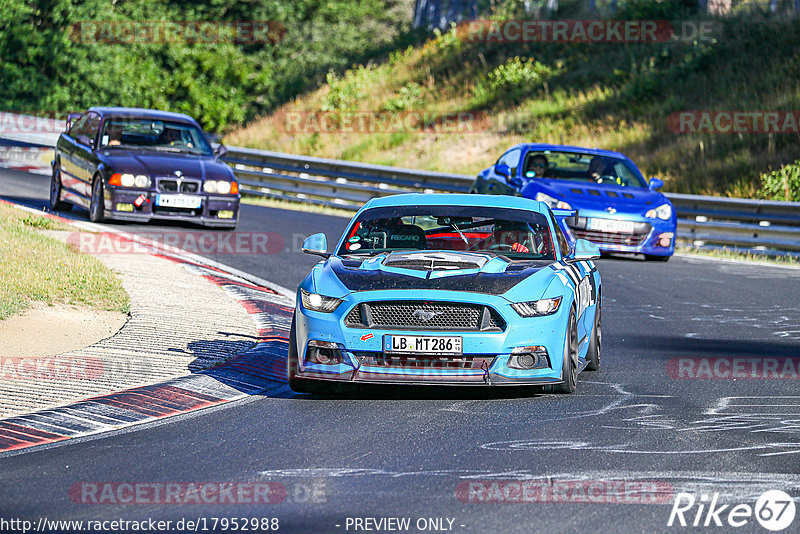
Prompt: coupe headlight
<box><xmin>535</xmin><ymin>192</ymin><xmax>572</xmax><ymax>210</ymax></box>
<box><xmin>133</xmin><ymin>175</ymin><xmax>150</xmax><ymax>188</ymax></box>
<box><xmin>203</xmin><ymin>180</ymin><xmax>237</xmax><ymax>194</ymax></box>
<box><xmin>120</xmin><ymin>173</ymin><xmax>135</xmax><ymax>187</ymax></box>
<box><xmin>646</xmin><ymin>203</ymin><xmax>672</xmax><ymax>220</ymax></box>
<box><xmin>301</xmin><ymin>289</ymin><xmax>343</xmax><ymax>313</ymax></box>
<box><xmin>511</xmin><ymin>296</ymin><xmax>563</xmax><ymax>317</ymax></box>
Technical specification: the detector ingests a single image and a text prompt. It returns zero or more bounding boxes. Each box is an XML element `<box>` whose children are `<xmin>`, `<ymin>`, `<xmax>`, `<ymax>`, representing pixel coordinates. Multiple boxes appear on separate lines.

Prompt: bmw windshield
<box><xmin>338</xmin><ymin>205</ymin><xmax>556</xmax><ymax>261</ymax></box>
<box><xmin>522</xmin><ymin>150</ymin><xmax>647</xmax><ymax>188</ymax></box>
<box><xmin>99</xmin><ymin>118</ymin><xmax>213</xmax><ymax>156</ymax></box>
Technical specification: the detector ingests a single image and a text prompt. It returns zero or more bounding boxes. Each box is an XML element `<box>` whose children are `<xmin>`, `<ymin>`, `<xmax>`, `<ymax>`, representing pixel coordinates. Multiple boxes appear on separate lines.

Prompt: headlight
<box><xmin>203</xmin><ymin>180</ymin><xmax>237</xmax><ymax>194</ymax></box>
<box><xmin>301</xmin><ymin>289</ymin><xmax>343</xmax><ymax>313</ymax></box>
<box><xmin>110</xmin><ymin>173</ymin><xmax>150</xmax><ymax>188</ymax></box>
<box><xmin>511</xmin><ymin>296</ymin><xmax>562</xmax><ymax>317</ymax></box>
<box><xmin>646</xmin><ymin>203</ymin><xmax>672</xmax><ymax>220</ymax></box>
<box><xmin>535</xmin><ymin>192</ymin><xmax>572</xmax><ymax>210</ymax></box>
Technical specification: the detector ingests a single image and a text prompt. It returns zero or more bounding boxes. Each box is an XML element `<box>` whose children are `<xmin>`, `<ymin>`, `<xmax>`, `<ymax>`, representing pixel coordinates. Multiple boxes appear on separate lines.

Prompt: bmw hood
<box><xmin>100</xmin><ymin>151</ymin><xmax>233</xmax><ymax>180</ymax></box>
<box><xmin>522</xmin><ymin>179</ymin><xmax>668</xmax><ymax>213</ymax></box>
<box><xmin>322</xmin><ymin>250</ymin><xmax>555</xmax><ymax>296</ymax></box>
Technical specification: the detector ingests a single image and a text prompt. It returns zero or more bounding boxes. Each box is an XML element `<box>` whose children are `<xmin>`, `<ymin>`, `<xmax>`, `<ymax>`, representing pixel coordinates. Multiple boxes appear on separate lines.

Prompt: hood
<box><xmin>328</xmin><ymin>250</ymin><xmax>554</xmax><ymax>296</ymax></box>
<box><xmin>100</xmin><ymin>151</ymin><xmax>233</xmax><ymax>180</ymax></box>
<box><xmin>522</xmin><ymin>179</ymin><xmax>668</xmax><ymax>213</ymax></box>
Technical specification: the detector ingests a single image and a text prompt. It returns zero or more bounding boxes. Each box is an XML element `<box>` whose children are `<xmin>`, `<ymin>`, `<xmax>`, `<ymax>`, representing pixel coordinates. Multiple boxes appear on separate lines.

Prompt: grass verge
<box><xmin>0</xmin><ymin>204</ymin><xmax>130</xmax><ymax>320</ymax></box>
<box><xmin>676</xmin><ymin>245</ymin><xmax>800</xmax><ymax>266</ymax></box>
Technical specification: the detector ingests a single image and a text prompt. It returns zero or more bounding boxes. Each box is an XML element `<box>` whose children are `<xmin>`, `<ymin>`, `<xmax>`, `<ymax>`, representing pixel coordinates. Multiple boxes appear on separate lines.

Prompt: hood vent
<box><xmin>382</xmin><ymin>251</ymin><xmax>489</xmax><ymax>272</ymax></box>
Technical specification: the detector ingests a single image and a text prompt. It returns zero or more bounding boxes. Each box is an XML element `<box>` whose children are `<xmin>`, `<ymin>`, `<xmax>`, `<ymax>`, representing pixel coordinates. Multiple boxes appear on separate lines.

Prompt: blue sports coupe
<box><xmin>288</xmin><ymin>193</ymin><xmax>602</xmax><ymax>394</ymax></box>
<box><xmin>471</xmin><ymin>144</ymin><xmax>676</xmax><ymax>261</ymax></box>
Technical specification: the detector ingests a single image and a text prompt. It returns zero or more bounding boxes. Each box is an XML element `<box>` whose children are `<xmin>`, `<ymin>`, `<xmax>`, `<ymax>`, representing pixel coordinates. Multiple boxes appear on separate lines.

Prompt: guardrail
<box><xmin>224</xmin><ymin>146</ymin><xmax>800</xmax><ymax>254</ymax></box>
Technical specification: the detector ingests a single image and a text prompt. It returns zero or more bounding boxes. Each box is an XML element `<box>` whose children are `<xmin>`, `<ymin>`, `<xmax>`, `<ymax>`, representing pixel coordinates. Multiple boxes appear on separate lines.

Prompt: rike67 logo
<box><xmin>668</xmin><ymin>490</ymin><xmax>796</xmax><ymax>531</ymax></box>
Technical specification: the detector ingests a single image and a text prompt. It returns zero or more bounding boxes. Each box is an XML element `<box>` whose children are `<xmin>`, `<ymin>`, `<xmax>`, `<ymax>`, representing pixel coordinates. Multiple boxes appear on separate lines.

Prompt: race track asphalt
<box><xmin>1</xmin><ymin>167</ymin><xmax>799</xmax><ymax>533</ymax></box>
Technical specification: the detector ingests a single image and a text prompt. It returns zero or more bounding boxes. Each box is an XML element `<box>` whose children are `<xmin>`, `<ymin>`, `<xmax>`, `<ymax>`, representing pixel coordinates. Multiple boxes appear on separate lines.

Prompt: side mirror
<box><xmin>76</xmin><ymin>134</ymin><xmax>94</xmax><ymax>148</ymax></box>
<box><xmin>214</xmin><ymin>144</ymin><xmax>228</xmax><ymax>159</ymax></box>
<box><xmin>566</xmin><ymin>238</ymin><xmax>600</xmax><ymax>262</ymax></box>
<box><xmin>494</xmin><ymin>163</ymin><xmax>511</xmax><ymax>178</ymax></box>
<box><xmin>302</xmin><ymin>233</ymin><xmax>329</xmax><ymax>258</ymax></box>
<box><xmin>648</xmin><ymin>177</ymin><xmax>664</xmax><ymax>190</ymax></box>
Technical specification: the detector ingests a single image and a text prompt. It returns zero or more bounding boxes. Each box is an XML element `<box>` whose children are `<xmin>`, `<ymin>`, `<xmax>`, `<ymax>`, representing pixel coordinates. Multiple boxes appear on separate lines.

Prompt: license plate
<box><xmin>587</xmin><ymin>218</ymin><xmax>635</xmax><ymax>233</ymax></box>
<box><xmin>383</xmin><ymin>335</ymin><xmax>462</xmax><ymax>355</ymax></box>
<box><xmin>155</xmin><ymin>194</ymin><xmax>202</xmax><ymax>209</ymax></box>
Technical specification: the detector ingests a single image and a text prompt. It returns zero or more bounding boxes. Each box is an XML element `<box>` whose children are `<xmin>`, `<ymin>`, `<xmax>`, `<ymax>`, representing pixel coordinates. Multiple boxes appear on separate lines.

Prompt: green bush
<box><xmin>759</xmin><ymin>161</ymin><xmax>800</xmax><ymax>202</ymax></box>
<box><xmin>472</xmin><ymin>57</ymin><xmax>555</xmax><ymax>107</ymax></box>
<box><xmin>382</xmin><ymin>82</ymin><xmax>423</xmax><ymax>112</ymax></box>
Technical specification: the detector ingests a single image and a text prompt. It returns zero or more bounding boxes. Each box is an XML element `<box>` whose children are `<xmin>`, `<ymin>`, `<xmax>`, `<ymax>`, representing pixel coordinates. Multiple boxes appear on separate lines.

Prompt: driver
<box><xmin>588</xmin><ymin>156</ymin><xmax>607</xmax><ymax>182</ymax></box>
<box><xmin>525</xmin><ymin>154</ymin><xmax>549</xmax><ymax>178</ymax></box>
<box><xmin>492</xmin><ymin>221</ymin><xmax>532</xmax><ymax>253</ymax></box>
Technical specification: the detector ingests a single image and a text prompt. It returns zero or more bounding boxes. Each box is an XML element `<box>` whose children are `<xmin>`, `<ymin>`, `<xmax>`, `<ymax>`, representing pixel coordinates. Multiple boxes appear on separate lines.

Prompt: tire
<box><xmin>585</xmin><ymin>304</ymin><xmax>601</xmax><ymax>372</ymax></box>
<box><xmin>49</xmin><ymin>162</ymin><xmax>71</xmax><ymax>212</ymax></box>
<box><xmin>89</xmin><ymin>175</ymin><xmax>105</xmax><ymax>223</ymax></box>
<box><xmin>644</xmin><ymin>254</ymin><xmax>670</xmax><ymax>262</ymax></box>
<box><xmin>287</xmin><ymin>313</ymin><xmax>332</xmax><ymax>395</ymax></box>
<box><xmin>550</xmin><ymin>308</ymin><xmax>578</xmax><ymax>394</ymax></box>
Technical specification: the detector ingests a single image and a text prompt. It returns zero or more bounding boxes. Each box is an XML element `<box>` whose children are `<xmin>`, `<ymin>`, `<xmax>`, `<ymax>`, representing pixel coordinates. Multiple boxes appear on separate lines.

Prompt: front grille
<box><xmin>345</xmin><ymin>301</ymin><xmax>505</xmax><ymax>331</ymax></box>
<box><xmin>353</xmin><ymin>352</ymin><xmax>495</xmax><ymax>370</ymax></box>
<box><xmin>571</xmin><ymin>227</ymin><xmax>650</xmax><ymax>246</ymax></box>
<box><xmin>157</xmin><ymin>178</ymin><xmax>200</xmax><ymax>193</ymax></box>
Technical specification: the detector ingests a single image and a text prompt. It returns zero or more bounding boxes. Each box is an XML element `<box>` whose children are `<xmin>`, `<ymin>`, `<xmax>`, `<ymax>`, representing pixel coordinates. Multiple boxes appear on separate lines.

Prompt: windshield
<box><xmin>338</xmin><ymin>205</ymin><xmax>555</xmax><ymax>261</ymax></box>
<box><xmin>99</xmin><ymin>118</ymin><xmax>213</xmax><ymax>156</ymax></box>
<box><xmin>522</xmin><ymin>150</ymin><xmax>647</xmax><ymax>188</ymax></box>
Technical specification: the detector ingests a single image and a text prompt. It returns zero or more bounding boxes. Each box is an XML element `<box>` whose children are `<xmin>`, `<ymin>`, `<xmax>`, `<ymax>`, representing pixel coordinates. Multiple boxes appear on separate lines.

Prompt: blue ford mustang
<box><xmin>471</xmin><ymin>144</ymin><xmax>676</xmax><ymax>261</ymax></box>
<box><xmin>288</xmin><ymin>193</ymin><xmax>602</xmax><ymax>394</ymax></box>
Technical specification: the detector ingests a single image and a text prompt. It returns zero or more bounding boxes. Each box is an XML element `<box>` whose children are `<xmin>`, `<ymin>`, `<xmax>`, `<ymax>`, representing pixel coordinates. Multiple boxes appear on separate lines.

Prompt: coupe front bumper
<box><xmin>292</xmin><ymin>290</ymin><xmax>576</xmax><ymax>386</ymax></box>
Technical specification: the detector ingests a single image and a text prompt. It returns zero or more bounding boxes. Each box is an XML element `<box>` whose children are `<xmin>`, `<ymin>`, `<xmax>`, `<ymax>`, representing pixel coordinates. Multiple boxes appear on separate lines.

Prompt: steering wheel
<box><xmin>596</xmin><ymin>175</ymin><xmax>617</xmax><ymax>184</ymax></box>
<box><xmin>489</xmin><ymin>244</ymin><xmax>515</xmax><ymax>251</ymax></box>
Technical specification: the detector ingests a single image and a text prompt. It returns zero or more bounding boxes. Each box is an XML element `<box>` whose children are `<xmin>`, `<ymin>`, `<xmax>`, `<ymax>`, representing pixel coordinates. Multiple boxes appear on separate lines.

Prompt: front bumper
<box><xmin>293</xmin><ymin>290</ymin><xmax>571</xmax><ymax>386</ymax></box>
<box><xmin>567</xmin><ymin>209</ymin><xmax>676</xmax><ymax>256</ymax></box>
<box><xmin>103</xmin><ymin>188</ymin><xmax>239</xmax><ymax>228</ymax></box>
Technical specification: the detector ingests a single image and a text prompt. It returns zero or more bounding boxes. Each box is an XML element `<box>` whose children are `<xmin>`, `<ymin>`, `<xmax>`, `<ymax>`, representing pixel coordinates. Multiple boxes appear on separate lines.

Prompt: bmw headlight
<box><xmin>301</xmin><ymin>289</ymin><xmax>343</xmax><ymax>313</ymax></box>
<box><xmin>646</xmin><ymin>203</ymin><xmax>672</xmax><ymax>220</ymax></box>
<box><xmin>203</xmin><ymin>180</ymin><xmax>238</xmax><ymax>195</ymax></box>
<box><xmin>113</xmin><ymin>173</ymin><xmax>150</xmax><ymax>188</ymax></box>
<box><xmin>511</xmin><ymin>296</ymin><xmax>563</xmax><ymax>317</ymax></box>
<box><xmin>535</xmin><ymin>192</ymin><xmax>572</xmax><ymax>211</ymax></box>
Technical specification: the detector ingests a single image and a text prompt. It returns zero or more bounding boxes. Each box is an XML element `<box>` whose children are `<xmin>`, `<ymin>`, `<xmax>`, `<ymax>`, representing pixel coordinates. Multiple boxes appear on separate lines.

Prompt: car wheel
<box><xmin>49</xmin><ymin>162</ymin><xmax>71</xmax><ymax>212</ymax></box>
<box><xmin>550</xmin><ymin>308</ymin><xmax>578</xmax><ymax>394</ymax></box>
<box><xmin>287</xmin><ymin>313</ymin><xmax>331</xmax><ymax>395</ymax></box>
<box><xmin>644</xmin><ymin>254</ymin><xmax>670</xmax><ymax>262</ymax></box>
<box><xmin>89</xmin><ymin>175</ymin><xmax>105</xmax><ymax>223</ymax></box>
<box><xmin>585</xmin><ymin>304</ymin><xmax>601</xmax><ymax>372</ymax></box>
